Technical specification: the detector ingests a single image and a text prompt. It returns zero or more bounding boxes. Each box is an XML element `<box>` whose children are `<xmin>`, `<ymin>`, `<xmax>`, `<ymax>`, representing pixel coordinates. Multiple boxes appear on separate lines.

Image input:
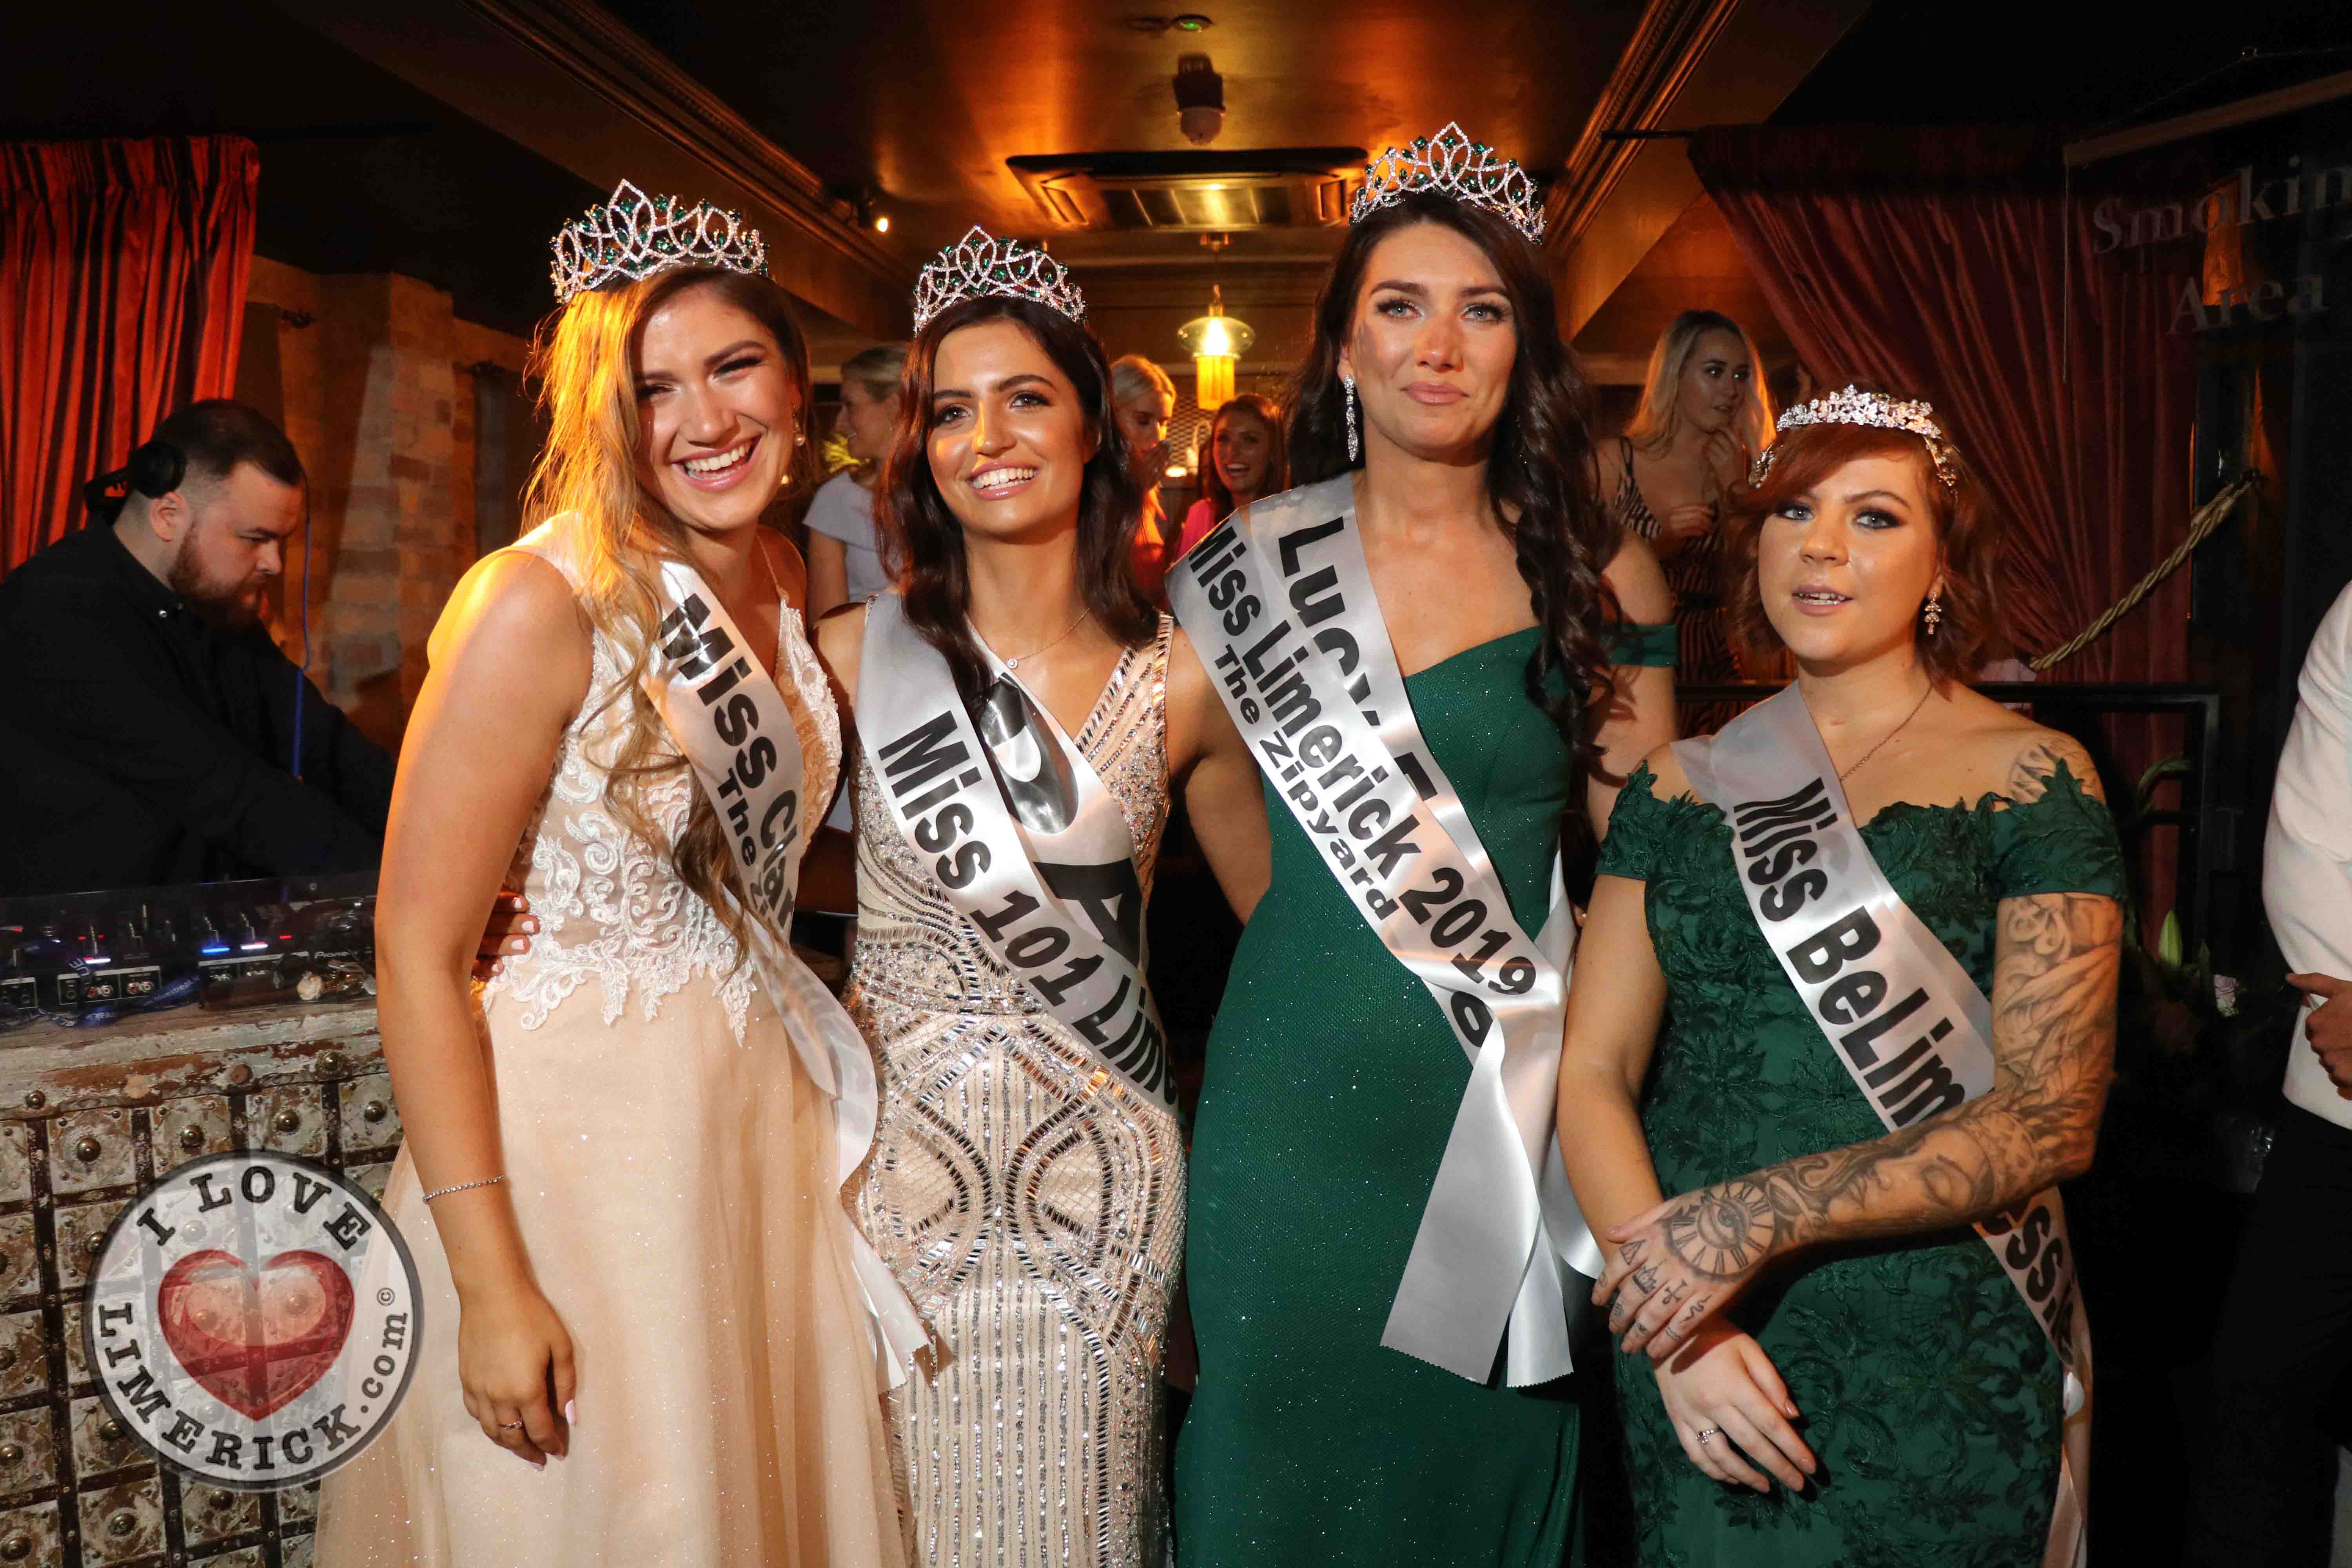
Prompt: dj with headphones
<box><xmin>0</xmin><ymin>400</ymin><xmax>397</xmax><ymax>896</ymax></box>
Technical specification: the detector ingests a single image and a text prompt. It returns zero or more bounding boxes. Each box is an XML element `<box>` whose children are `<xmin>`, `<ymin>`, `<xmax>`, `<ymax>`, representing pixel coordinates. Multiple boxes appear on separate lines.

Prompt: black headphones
<box><xmin>82</xmin><ymin>438</ymin><xmax>187</xmax><ymax>525</ymax></box>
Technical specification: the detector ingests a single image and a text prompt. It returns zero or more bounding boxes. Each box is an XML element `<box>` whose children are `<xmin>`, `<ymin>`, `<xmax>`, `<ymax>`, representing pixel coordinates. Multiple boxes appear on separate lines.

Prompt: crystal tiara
<box><xmin>1750</xmin><ymin>385</ymin><xmax>1959</xmax><ymax>491</ymax></box>
<box><xmin>1348</xmin><ymin>123</ymin><xmax>1546</xmax><ymax>243</ymax></box>
<box><xmin>912</xmin><ymin>226</ymin><xmax>1088</xmax><ymax>334</ymax></box>
<box><xmin>550</xmin><ymin>181</ymin><xmax>768</xmax><ymax>303</ymax></box>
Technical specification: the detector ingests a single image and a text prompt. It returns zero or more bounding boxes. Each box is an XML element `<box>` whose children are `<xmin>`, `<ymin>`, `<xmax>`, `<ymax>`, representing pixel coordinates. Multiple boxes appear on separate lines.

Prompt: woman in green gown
<box><xmin>1557</xmin><ymin>398</ymin><xmax>2125</xmax><ymax>1566</ymax></box>
<box><xmin>1172</xmin><ymin>126</ymin><xmax>1677</xmax><ymax>1566</ymax></box>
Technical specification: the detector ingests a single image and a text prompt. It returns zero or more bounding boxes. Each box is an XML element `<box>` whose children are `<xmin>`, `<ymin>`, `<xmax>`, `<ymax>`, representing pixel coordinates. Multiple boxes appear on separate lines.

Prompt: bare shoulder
<box><xmin>428</xmin><ymin>550</ymin><xmax>587</xmax><ymax>675</ymax></box>
<box><xmin>2002</xmin><ymin>724</ymin><xmax>2106</xmax><ymax>805</ymax></box>
<box><xmin>1602</xmin><ymin>528</ymin><xmax>1672</xmax><ymax>624</ymax></box>
<box><xmin>811</xmin><ymin>599</ymin><xmax>868</xmax><ymax>704</ymax></box>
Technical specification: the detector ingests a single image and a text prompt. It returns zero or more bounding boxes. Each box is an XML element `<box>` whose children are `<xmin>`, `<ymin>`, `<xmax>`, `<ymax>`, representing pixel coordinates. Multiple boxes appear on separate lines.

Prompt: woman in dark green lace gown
<box><xmin>1557</xmin><ymin>404</ymin><xmax>2126</xmax><ymax>1566</ymax></box>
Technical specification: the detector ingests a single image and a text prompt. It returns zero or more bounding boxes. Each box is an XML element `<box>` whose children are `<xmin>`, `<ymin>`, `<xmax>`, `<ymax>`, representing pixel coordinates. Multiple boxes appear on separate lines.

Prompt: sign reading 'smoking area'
<box><xmin>83</xmin><ymin>1151</ymin><xmax>423</xmax><ymax>1491</ymax></box>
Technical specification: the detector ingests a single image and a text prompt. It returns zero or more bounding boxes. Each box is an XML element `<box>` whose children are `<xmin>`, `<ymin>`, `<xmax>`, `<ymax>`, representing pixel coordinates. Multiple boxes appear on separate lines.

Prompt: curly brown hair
<box><xmin>1720</xmin><ymin>418</ymin><xmax>2008</xmax><ymax>683</ymax></box>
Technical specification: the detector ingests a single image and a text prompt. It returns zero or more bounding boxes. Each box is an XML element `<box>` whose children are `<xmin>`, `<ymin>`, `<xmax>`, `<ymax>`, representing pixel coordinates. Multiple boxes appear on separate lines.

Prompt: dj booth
<box><xmin>0</xmin><ymin>875</ymin><xmax>391</xmax><ymax>1568</ymax></box>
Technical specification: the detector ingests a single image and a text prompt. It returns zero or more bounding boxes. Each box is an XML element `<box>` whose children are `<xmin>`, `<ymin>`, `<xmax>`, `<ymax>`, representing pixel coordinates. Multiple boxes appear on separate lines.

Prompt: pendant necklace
<box><xmin>1837</xmin><ymin>683</ymin><xmax>1935</xmax><ymax>782</ymax></box>
<box><xmin>999</xmin><ymin>604</ymin><xmax>1091</xmax><ymax>674</ymax></box>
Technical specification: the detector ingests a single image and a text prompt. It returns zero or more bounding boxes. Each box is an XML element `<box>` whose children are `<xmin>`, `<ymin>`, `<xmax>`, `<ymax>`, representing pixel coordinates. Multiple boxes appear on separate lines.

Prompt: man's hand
<box><xmin>473</xmin><ymin>891</ymin><xmax>536</xmax><ymax>982</ymax></box>
<box><xmin>2288</xmin><ymin>972</ymin><xmax>2352</xmax><ymax>1093</ymax></box>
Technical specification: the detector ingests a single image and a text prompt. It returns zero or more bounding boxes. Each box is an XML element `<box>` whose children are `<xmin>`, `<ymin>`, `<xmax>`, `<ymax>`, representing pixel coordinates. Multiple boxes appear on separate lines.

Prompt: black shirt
<box><xmin>0</xmin><ymin>525</ymin><xmax>395</xmax><ymax>896</ymax></box>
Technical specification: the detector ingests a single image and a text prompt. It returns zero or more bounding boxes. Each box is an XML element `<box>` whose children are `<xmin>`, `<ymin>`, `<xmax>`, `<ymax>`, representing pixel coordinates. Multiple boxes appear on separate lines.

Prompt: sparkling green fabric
<box><xmin>1594</xmin><ymin>760</ymin><xmax>2123</xmax><ymax>1568</ymax></box>
<box><xmin>1608</xmin><ymin>619</ymin><xmax>1680</xmax><ymax>669</ymax></box>
<box><xmin>1177</xmin><ymin>626</ymin><xmax>1590</xmax><ymax>1567</ymax></box>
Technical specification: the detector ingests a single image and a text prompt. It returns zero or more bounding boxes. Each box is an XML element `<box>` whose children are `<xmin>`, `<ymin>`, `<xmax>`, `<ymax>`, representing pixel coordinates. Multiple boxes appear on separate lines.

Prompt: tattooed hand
<box><xmin>1593</xmin><ymin>1178</ymin><xmax>1780</xmax><ymax>1358</ymax></box>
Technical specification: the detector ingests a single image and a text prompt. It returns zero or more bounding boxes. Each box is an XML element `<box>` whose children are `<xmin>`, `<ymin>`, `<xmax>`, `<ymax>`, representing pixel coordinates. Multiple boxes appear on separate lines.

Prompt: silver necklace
<box><xmin>1836</xmin><ymin>684</ymin><xmax>1935</xmax><ymax>782</ymax></box>
<box><xmin>998</xmin><ymin>604</ymin><xmax>1091</xmax><ymax>673</ymax></box>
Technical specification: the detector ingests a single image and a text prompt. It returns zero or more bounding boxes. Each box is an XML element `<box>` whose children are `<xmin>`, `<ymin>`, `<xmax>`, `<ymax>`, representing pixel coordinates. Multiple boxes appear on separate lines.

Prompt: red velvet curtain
<box><xmin>0</xmin><ymin>137</ymin><xmax>259</xmax><ymax>572</ymax></box>
<box><xmin>1687</xmin><ymin>126</ymin><xmax>2196</xmax><ymax>685</ymax></box>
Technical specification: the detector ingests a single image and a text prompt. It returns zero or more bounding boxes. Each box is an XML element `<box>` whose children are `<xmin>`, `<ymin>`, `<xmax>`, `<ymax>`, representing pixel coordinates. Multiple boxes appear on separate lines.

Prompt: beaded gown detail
<box><xmin>849</xmin><ymin>617</ymin><xmax>1181</xmax><ymax>1568</ymax></box>
<box><xmin>316</xmin><ymin>532</ymin><xmax>904</xmax><ymax>1568</ymax></box>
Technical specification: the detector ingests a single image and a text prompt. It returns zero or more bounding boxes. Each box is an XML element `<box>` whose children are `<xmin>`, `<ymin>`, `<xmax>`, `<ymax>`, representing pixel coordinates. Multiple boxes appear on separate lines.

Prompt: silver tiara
<box><xmin>913</xmin><ymin>226</ymin><xmax>1088</xmax><ymax>334</ymax></box>
<box><xmin>1749</xmin><ymin>385</ymin><xmax>1959</xmax><ymax>491</ymax></box>
<box><xmin>550</xmin><ymin>181</ymin><xmax>768</xmax><ymax>303</ymax></box>
<box><xmin>1349</xmin><ymin>123</ymin><xmax>1546</xmax><ymax>243</ymax></box>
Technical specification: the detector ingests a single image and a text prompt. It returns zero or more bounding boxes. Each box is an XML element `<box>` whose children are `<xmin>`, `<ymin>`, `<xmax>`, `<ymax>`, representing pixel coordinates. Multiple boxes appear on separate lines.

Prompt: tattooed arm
<box><xmin>1596</xmin><ymin>736</ymin><xmax>2123</xmax><ymax>1359</ymax></box>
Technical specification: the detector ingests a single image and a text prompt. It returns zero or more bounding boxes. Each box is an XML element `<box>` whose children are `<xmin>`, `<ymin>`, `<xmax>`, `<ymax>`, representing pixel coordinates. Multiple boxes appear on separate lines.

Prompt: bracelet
<box><xmin>421</xmin><ymin>1175</ymin><xmax>507</xmax><ymax>1204</ymax></box>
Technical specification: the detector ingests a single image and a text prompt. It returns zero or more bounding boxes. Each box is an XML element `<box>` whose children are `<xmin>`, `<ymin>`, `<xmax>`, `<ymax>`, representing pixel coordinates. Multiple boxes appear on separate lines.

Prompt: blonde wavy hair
<box><xmin>521</xmin><ymin>264</ymin><xmax>818</xmax><ymax>953</ymax></box>
<box><xmin>1623</xmin><ymin>309</ymin><xmax>1775</xmax><ymax>457</ymax></box>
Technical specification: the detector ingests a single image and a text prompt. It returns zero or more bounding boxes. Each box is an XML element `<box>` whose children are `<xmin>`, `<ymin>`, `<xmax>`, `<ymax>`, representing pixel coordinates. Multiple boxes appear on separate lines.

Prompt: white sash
<box><xmin>512</xmin><ymin>521</ymin><xmax>928</xmax><ymax>1388</ymax></box>
<box><xmin>857</xmin><ymin>595</ymin><xmax>1173</xmax><ymax>1110</ymax></box>
<box><xmin>1168</xmin><ymin>477</ymin><xmax>1599</xmax><ymax>1386</ymax></box>
<box><xmin>1674</xmin><ymin>683</ymin><xmax>2091</xmax><ymax>1568</ymax></box>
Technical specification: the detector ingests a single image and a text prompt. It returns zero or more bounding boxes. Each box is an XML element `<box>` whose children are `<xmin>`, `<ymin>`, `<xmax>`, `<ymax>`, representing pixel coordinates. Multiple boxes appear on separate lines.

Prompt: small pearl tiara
<box><xmin>912</xmin><ymin>226</ymin><xmax>1088</xmax><ymax>334</ymax></box>
<box><xmin>550</xmin><ymin>181</ymin><xmax>768</xmax><ymax>303</ymax></box>
<box><xmin>1348</xmin><ymin>123</ymin><xmax>1546</xmax><ymax>244</ymax></box>
<box><xmin>1750</xmin><ymin>385</ymin><xmax>1959</xmax><ymax>491</ymax></box>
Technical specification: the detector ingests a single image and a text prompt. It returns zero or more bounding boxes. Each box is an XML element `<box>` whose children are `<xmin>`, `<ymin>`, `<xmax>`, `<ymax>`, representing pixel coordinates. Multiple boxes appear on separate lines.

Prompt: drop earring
<box><xmin>1922</xmin><ymin>590</ymin><xmax>1944</xmax><ymax>637</ymax></box>
<box><xmin>1341</xmin><ymin>372</ymin><xmax>1359</xmax><ymax>464</ymax></box>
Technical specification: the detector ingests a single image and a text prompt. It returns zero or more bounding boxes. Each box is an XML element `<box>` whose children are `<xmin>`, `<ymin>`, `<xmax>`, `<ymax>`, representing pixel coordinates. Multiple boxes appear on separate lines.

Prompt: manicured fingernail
<box><xmin>565</xmin><ymin>1399</ymin><xmax>576</xmax><ymax>1424</ymax></box>
<box><xmin>1785</xmin><ymin>1402</ymin><xmax>1800</xmax><ymax>1418</ymax></box>
<box><xmin>523</xmin><ymin>918</ymin><xmax>538</xmax><ymax>931</ymax></box>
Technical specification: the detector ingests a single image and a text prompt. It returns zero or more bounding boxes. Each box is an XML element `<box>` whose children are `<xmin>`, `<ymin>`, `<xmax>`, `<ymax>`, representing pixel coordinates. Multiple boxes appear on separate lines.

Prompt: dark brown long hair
<box><xmin>1201</xmin><ymin>392</ymin><xmax>1287</xmax><ymax>523</ymax></box>
<box><xmin>1287</xmin><ymin>191</ymin><xmax>1626</xmax><ymax>865</ymax></box>
<box><xmin>877</xmin><ymin>295</ymin><xmax>1153</xmax><ymax>706</ymax></box>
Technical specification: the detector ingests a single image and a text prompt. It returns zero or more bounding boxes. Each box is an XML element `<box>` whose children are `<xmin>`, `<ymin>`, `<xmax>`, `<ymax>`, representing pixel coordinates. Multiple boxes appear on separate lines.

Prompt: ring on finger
<box><xmin>497</xmin><ymin>1419</ymin><xmax>524</xmax><ymax>1431</ymax></box>
<box><xmin>1695</xmin><ymin>1427</ymin><xmax>1721</xmax><ymax>1444</ymax></box>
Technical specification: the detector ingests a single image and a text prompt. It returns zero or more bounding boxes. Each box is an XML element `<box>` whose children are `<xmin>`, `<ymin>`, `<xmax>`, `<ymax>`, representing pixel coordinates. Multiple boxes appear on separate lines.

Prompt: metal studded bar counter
<box><xmin>0</xmin><ymin>1000</ymin><xmax>396</xmax><ymax>1568</ymax></box>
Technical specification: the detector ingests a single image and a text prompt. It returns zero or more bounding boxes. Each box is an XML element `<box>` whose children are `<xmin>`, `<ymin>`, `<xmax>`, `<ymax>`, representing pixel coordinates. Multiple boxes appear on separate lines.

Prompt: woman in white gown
<box><xmin>316</xmin><ymin>188</ymin><xmax>914</xmax><ymax>1567</ymax></box>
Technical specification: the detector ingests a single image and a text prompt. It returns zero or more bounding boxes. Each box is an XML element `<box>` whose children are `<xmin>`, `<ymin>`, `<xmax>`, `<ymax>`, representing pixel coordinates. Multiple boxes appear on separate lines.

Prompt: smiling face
<box><xmin>631</xmin><ymin>283</ymin><xmax>801</xmax><ymax>535</ymax></box>
<box><xmin>1676</xmin><ymin>328</ymin><xmax>1753</xmax><ymax>435</ymax></box>
<box><xmin>1341</xmin><ymin>221</ymin><xmax>1517</xmax><ymax>465</ymax></box>
<box><xmin>926</xmin><ymin>316</ymin><xmax>1095</xmax><ymax>545</ymax></box>
<box><xmin>1210</xmin><ymin>408</ymin><xmax>1272</xmax><ymax>501</ymax></box>
<box><xmin>1755</xmin><ymin>450</ymin><xmax>1945</xmax><ymax>672</ymax></box>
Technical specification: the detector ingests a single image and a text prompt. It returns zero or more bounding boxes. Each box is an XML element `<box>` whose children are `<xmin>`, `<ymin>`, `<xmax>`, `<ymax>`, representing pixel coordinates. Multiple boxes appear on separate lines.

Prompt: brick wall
<box><xmin>241</xmin><ymin>259</ymin><xmax>531</xmax><ymax>751</ymax></box>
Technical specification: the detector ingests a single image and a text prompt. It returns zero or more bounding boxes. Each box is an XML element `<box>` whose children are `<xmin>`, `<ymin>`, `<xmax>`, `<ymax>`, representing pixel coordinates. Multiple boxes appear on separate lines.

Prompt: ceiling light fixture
<box><xmin>1174</xmin><ymin>54</ymin><xmax>1225</xmax><ymax>146</ymax></box>
<box><xmin>1176</xmin><ymin>281</ymin><xmax>1254</xmax><ymax>409</ymax></box>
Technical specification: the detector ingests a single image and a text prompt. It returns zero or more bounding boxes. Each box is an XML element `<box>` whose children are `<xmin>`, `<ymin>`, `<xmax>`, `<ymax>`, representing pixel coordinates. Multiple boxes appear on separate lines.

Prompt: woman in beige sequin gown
<box><xmin>814</xmin><ymin>263</ymin><xmax>1268</xmax><ymax>1568</ymax></box>
<box><xmin>316</xmin><ymin>248</ymin><xmax>906</xmax><ymax>1566</ymax></box>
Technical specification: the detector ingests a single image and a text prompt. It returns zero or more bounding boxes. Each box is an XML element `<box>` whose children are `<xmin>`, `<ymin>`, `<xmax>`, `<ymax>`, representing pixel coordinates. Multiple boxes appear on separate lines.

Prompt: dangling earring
<box><xmin>1341</xmin><ymin>372</ymin><xmax>1360</xmax><ymax>464</ymax></box>
<box><xmin>1922</xmin><ymin>589</ymin><xmax>1944</xmax><ymax>637</ymax></box>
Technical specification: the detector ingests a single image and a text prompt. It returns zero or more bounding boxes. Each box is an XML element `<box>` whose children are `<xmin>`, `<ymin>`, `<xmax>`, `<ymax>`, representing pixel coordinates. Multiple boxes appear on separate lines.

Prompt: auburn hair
<box><xmin>1720</xmin><ymin>418</ymin><xmax>2008</xmax><ymax>683</ymax></box>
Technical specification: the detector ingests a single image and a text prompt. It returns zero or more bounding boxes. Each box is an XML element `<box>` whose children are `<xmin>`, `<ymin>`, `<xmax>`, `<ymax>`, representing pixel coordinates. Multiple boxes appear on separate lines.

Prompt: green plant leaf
<box><xmin>2158</xmin><ymin>910</ymin><xmax>2183</xmax><ymax>970</ymax></box>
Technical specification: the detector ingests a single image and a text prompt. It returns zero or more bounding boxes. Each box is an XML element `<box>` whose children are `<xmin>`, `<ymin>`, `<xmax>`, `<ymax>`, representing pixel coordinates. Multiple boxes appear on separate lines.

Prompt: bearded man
<box><xmin>0</xmin><ymin>400</ymin><xmax>394</xmax><ymax>894</ymax></box>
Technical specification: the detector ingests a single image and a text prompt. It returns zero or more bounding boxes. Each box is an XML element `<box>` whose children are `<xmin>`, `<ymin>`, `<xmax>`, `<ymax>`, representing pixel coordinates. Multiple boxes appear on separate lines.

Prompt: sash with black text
<box><xmin>1167</xmin><ymin>475</ymin><xmax>1599</xmax><ymax>1385</ymax></box>
<box><xmin>858</xmin><ymin>594</ymin><xmax>1173</xmax><ymax>1111</ymax></box>
<box><xmin>512</xmin><ymin>520</ymin><xmax>929</xmax><ymax>1388</ymax></box>
<box><xmin>1675</xmin><ymin>683</ymin><xmax>2092</xmax><ymax>1568</ymax></box>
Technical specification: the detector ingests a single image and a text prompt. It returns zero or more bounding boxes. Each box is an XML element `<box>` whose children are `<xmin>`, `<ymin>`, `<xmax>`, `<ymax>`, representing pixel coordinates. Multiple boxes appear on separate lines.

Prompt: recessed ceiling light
<box><xmin>1170</xmin><ymin>12</ymin><xmax>1213</xmax><ymax>29</ymax></box>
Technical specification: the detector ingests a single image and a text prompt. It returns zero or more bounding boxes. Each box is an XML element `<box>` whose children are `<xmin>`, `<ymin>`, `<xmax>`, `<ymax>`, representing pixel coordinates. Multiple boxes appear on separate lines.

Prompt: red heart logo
<box><xmin>156</xmin><ymin>1250</ymin><xmax>355</xmax><ymax>1419</ymax></box>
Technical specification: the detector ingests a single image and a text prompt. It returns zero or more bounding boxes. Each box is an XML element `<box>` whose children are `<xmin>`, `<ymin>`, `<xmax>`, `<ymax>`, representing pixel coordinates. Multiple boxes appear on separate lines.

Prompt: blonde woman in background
<box><xmin>1613</xmin><ymin>310</ymin><xmax>1775</xmax><ymax>726</ymax></box>
<box><xmin>807</xmin><ymin>341</ymin><xmax>909</xmax><ymax>618</ymax></box>
<box><xmin>1109</xmin><ymin>352</ymin><xmax>1178</xmax><ymax>599</ymax></box>
<box><xmin>316</xmin><ymin>191</ymin><xmax>909</xmax><ymax>1567</ymax></box>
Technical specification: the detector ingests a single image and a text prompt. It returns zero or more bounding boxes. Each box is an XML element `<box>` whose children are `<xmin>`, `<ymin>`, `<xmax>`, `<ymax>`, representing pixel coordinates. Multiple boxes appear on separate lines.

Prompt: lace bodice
<box><xmin>482</xmin><ymin>540</ymin><xmax>840</xmax><ymax>1042</ymax></box>
<box><xmin>847</xmin><ymin>617</ymin><xmax>1171</xmax><ymax>1016</ymax></box>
